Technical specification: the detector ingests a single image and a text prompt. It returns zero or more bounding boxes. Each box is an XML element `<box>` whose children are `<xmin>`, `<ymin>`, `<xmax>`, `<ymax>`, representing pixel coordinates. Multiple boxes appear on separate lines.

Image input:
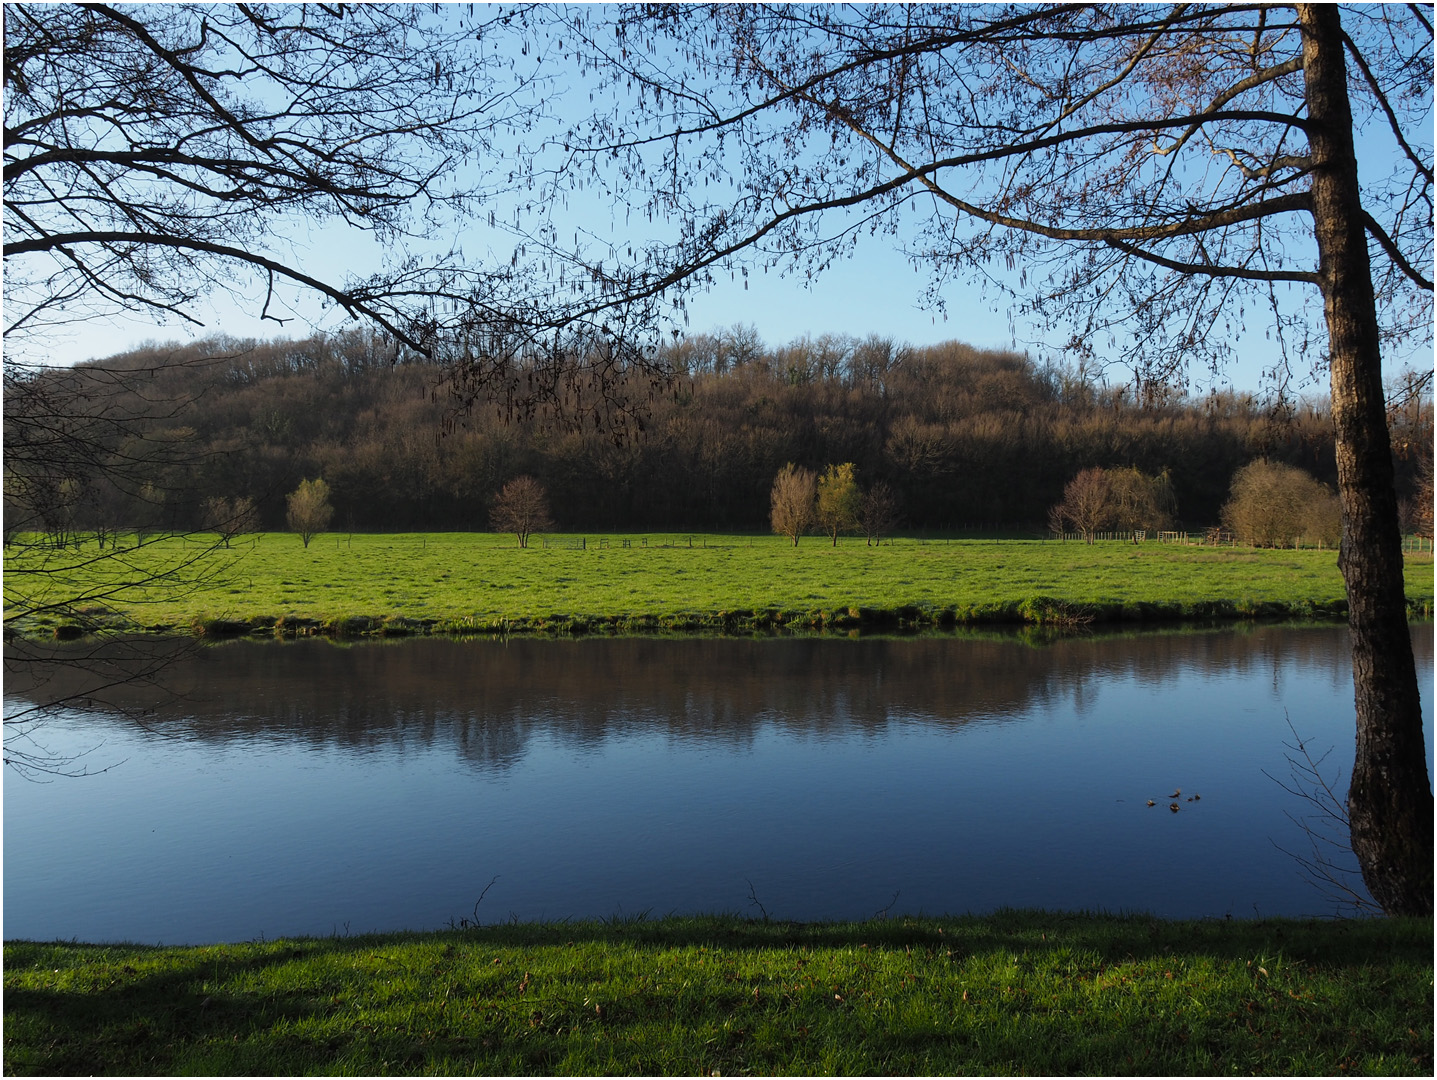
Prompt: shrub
<box><xmin>1222</xmin><ymin>460</ymin><xmax>1341</xmax><ymax>548</ymax></box>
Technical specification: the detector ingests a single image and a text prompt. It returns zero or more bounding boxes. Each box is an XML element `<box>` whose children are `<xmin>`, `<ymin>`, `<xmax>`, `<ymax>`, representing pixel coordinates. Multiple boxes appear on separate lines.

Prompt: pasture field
<box><xmin>6</xmin><ymin>531</ymin><xmax>1433</xmax><ymax>638</ymax></box>
<box><xmin>4</xmin><ymin>912</ymin><xmax>1431</xmax><ymax>1076</ymax></box>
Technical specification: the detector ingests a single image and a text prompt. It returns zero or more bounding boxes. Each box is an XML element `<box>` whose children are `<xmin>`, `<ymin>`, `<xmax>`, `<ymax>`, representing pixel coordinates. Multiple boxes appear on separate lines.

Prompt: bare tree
<box><xmin>0</xmin><ymin>4</ymin><xmax>661</xmax><ymax>777</ymax></box>
<box><xmin>286</xmin><ymin>479</ymin><xmax>334</xmax><ymax>548</ymax></box>
<box><xmin>1051</xmin><ymin>468</ymin><xmax>1114</xmax><ymax>544</ymax></box>
<box><xmin>770</xmin><ymin>464</ymin><xmax>817</xmax><ymax>546</ymax></box>
<box><xmin>490</xmin><ymin>476</ymin><xmax>553</xmax><ymax>549</ymax></box>
<box><xmin>3</xmin><ymin>356</ymin><xmax>226</xmax><ymax>777</ymax></box>
<box><xmin>2</xmin><ymin>3</ymin><xmax>534</xmax><ymax>354</ymax></box>
<box><xmin>202</xmin><ymin>496</ymin><xmax>260</xmax><ymax>549</ymax></box>
<box><xmin>2</xmin><ymin>3</ymin><xmax>540</xmax><ymax>776</ymax></box>
<box><xmin>539</xmin><ymin>3</ymin><xmax>1433</xmax><ymax>915</ymax></box>
<box><xmin>857</xmin><ymin>482</ymin><xmax>901</xmax><ymax>547</ymax></box>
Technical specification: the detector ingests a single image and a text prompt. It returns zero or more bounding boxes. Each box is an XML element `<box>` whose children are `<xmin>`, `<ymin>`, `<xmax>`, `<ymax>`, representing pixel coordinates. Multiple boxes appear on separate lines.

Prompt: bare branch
<box><xmin>1362</xmin><ymin>212</ymin><xmax>1435</xmax><ymax>291</ymax></box>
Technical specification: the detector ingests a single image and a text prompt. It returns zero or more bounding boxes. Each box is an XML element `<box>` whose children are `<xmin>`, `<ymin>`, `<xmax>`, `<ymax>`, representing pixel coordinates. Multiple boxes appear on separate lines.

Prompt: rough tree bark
<box><xmin>1299</xmin><ymin>4</ymin><xmax>1432</xmax><ymax>915</ymax></box>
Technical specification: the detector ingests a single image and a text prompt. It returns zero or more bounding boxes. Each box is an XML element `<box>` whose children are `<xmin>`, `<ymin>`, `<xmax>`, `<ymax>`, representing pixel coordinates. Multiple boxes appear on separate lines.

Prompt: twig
<box><xmin>472</xmin><ymin>875</ymin><xmax>500</xmax><ymax>924</ymax></box>
<box><xmin>745</xmin><ymin>878</ymin><xmax>769</xmax><ymax>921</ymax></box>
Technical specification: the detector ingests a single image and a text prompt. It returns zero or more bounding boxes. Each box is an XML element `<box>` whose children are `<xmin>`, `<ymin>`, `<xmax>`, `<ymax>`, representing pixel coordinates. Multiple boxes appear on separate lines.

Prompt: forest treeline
<box><xmin>6</xmin><ymin>326</ymin><xmax>1432</xmax><ymax>537</ymax></box>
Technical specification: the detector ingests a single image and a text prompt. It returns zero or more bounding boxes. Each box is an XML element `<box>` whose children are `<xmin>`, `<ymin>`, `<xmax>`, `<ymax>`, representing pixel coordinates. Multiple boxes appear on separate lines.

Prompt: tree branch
<box><xmin>1362</xmin><ymin>211</ymin><xmax>1434</xmax><ymax>291</ymax></box>
<box><xmin>1340</xmin><ymin>28</ymin><xmax>1434</xmax><ymax>187</ymax></box>
<box><xmin>1103</xmin><ymin>236</ymin><xmax>1319</xmax><ymax>283</ymax></box>
<box><xmin>5</xmin><ymin>229</ymin><xmax>429</xmax><ymax>350</ymax></box>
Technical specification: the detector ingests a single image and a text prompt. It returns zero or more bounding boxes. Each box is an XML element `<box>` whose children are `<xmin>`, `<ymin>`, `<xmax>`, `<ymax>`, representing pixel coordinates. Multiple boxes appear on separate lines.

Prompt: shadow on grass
<box><xmin>5</xmin><ymin>911</ymin><xmax>1431</xmax><ymax>1075</ymax></box>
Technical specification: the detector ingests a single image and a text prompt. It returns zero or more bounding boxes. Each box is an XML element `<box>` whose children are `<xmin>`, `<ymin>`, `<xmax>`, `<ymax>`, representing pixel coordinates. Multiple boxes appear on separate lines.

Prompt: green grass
<box><xmin>6</xmin><ymin>531</ymin><xmax>1433</xmax><ymax>638</ymax></box>
<box><xmin>4</xmin><ymin>912</ymin><xmax>1430</xmax><ymax>1076</ymax></box>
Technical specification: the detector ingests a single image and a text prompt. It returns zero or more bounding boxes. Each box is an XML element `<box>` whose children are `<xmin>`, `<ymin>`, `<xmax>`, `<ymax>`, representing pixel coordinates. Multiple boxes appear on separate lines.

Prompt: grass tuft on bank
<box><xmin>4</xmin><ymin>911</ymin><xmax>1431</xmax><ymax>1076</ymax></box>
<box><xmin>6</xmin><ymin>532</ymin><xmax>1433</xmax><ymax>639</ymax></box>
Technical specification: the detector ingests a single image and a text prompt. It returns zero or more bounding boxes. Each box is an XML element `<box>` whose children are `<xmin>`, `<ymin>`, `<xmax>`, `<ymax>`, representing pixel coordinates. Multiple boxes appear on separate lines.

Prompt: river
<box><xmin>3</xmin><ymin>624</ymin><xmax>1431</xmax><ymax>943</ymax></box>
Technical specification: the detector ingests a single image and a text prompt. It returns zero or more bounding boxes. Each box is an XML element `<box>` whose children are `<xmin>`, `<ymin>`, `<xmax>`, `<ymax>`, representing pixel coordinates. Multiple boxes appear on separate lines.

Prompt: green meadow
<box><xmin>7</xmin><ymin>532</ymin><xmax>1433</xmax><ymax>638</ymax></box>
<box><xmin>4</xmin><ymin>912</ymin><xmax>1430</xmax><ymax>1076</ymax></box>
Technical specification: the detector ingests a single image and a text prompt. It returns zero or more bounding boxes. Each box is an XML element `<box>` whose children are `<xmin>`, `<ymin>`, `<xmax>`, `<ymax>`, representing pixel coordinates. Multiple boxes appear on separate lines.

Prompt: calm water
<box><xmin>4</xmin><ymin>625</ymin><xmax>1432</xmax><ymax>944</ymax></box>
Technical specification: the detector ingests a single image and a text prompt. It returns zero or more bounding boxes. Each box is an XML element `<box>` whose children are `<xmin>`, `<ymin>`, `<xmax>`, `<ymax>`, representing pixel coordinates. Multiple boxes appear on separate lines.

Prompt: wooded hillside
<box><xmin>7</xmin><ymin>328</ymin><xmax>1429</xmax><ymax>537</ymax></box>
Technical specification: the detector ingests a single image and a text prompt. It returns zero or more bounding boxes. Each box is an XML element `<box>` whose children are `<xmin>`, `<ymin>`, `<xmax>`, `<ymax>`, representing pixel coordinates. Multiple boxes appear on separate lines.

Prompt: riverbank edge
<box><xmin>26</xmin><ymin>593</ymin><xmax>1437</xmax><ymax>642</ymax></box>
<box><xmin>5</xmin><ymin>911</ymin><xmax>1432</xmax><ymax>1076</ymax></box>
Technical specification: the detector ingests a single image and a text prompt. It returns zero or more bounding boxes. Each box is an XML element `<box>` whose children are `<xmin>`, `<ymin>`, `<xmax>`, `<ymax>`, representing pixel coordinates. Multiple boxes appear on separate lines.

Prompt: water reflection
<box><xmin>3</xmin><ymin>624</ymin><xmax>1431</xmax><ymax>944</ymax></box>
<box><xmin>5</xmin><ymin>626</ymin><xmax>1377</xmax><ymax>770</ymax></box>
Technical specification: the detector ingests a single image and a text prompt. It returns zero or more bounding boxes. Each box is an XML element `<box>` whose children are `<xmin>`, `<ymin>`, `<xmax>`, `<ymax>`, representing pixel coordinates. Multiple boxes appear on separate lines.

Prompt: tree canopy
<box><xmin>4</xmin><ymin>4</ymin><xmax>524</xmax><ymax>349</ymax></box>
<box><xmin>542</xmin><ymin>4</ymin><xmax>1429</xmax><ymax>384</ymax></box>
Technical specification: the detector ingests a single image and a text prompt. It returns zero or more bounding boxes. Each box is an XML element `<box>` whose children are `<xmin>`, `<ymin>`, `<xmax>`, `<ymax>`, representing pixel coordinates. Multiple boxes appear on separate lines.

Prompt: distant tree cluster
<box><xmin>1049</xmin><ymin>460</ymin><xmax>1345</xmax><ymax>549</ymax></box>
<box><xmin>769</xmin><ymin>462</ymin><xmax>897</xmax><ymax>546</ymax></box>
<box><xmin>5</xmin><ymin>328</ymin><xmax>1429</xmax><ymax>543</ymax></box>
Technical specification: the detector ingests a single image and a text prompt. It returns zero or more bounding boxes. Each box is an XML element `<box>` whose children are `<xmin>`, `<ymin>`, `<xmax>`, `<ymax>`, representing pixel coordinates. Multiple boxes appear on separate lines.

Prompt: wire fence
<box><xmin>521</xmin><ymin>530</ymin><xmax>1436</xmax><ymax>553</ymax></box>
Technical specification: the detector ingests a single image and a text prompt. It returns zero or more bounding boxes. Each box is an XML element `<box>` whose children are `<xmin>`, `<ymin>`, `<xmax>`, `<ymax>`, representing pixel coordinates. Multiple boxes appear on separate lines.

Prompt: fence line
<box><xmin>1052</xmin><ymin>530</ymin><xmax>1351</xmax><ymax>549</ymax></box>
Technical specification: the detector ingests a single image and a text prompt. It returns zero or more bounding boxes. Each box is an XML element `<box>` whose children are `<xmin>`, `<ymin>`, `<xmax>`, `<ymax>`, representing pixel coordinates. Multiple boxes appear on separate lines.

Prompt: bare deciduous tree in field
<box><xmin>286</xmin><ymin>479</ymin><xmax>334</xmax><ymax>548</ymax></box>
<box><xmin>816</xmin><ymin>463</ymin><xmax>861</xmax><ymax>546</ymax></box>
<box><xmin>542</xmin><ymin>3</ymin><xmax>1433</xmax><ymax>914</ymax></box>
<box><xmin>770</xmin><ymin>464</ymin><xmax>817</xmax><ymax>546</ymax></box>
<box><xmin>490</xmin><ymin>476</ymin><xmax>553</xmax><ymax>549</ymax></box>
<box><xmin>857</xmin><ymin>482</ymin><xmax>901</xmax><ymax>547</ymax></box>
<box><xmin>203</xmin><ymin>496</ymin><xmax>260</xmax><ymax>549</ymax></box>
<box><xmin>1051</xmin><ymin>468</ymin><xmax>1114</xmax><ymax>544</ymax></box>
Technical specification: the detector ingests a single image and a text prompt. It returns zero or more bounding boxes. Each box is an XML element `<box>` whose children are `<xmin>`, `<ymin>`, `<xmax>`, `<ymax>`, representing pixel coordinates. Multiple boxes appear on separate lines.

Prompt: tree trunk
<box><xmin>1299</xmin><ymin>4</ymin><xmax>1433</xmax><ymax>916</ymax></box>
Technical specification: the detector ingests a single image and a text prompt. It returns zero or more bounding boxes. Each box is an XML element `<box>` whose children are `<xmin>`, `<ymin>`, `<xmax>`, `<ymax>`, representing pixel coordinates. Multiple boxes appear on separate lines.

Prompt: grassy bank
<box><xmin>5</xmin><ymin>912</ymin><xmax>1430</xmax><ymax>1076</ymax></box>
<box><xmin>7</xmin><ymin>532</ymin><xmax>1433</xmax><ymax>639</ymax></box>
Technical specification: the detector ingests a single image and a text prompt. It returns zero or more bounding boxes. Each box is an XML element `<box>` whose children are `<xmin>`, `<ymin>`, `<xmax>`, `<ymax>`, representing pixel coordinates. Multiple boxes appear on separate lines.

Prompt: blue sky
<box><xmin>36</xmin><ymin>208</ymin><xmax>1298</xmax><ymax>394</ymax></box>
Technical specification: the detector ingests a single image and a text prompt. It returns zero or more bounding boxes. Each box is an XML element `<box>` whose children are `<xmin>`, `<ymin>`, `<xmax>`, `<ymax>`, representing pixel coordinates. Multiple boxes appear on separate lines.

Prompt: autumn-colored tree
<box><xmin>816</xmin><ymin>463</ymin><xmax>861</xmax><ymax>546</ymax></box>
<box><xmin>286</xmin><ymin>478</ymin><xmax>333</xmax><ymax>548</ymax></box>
<box><xmin>490</xmin><ymin>476</ymin><xmax>552</xmax><ymax>548</ymax></box>
<box><xmin>1222</xmin><ymin>460</ymin><xmax>1342</xmax><ymax>548</ymax></box>
<box><xmin>770</xmin><ymin>464</ymin><xmax>817</xmax><ymax>546</ymax></box>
